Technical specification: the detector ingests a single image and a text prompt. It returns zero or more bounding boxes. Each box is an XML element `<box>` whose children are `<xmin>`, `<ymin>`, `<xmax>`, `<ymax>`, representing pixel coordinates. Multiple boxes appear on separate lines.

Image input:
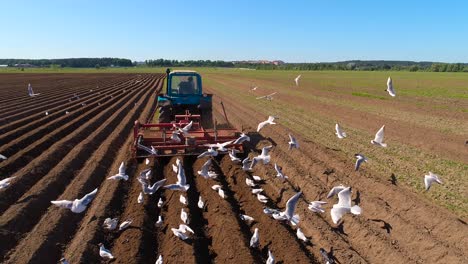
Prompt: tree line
<box><xmin>145</xmin><ymin>59</ymin><xmax>234</xmax><ymax>68</ymax></box>
<box><xmin>0</xmin><ymin>58</ymin><xmax>133</xmax><ymax>68</ymax></box>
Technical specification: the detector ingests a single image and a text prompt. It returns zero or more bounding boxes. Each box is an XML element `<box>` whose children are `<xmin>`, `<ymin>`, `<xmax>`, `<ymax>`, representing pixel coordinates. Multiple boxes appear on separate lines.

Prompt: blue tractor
<box><xmin>157</xmin><ymin>69</ymin><xmax>213</xmax><ymax>128</ymax></box>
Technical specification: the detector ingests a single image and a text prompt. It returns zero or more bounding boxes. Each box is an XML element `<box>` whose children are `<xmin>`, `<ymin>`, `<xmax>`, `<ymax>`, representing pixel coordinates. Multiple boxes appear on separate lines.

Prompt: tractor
<box><xmin>133</xmin><ymin>69</ymin><xmax>243</xmax><ymax>160</ymax></box>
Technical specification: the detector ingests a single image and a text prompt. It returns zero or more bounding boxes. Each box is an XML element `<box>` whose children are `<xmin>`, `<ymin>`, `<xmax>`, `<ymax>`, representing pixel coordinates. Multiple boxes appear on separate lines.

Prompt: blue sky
<box><xmin>1</xmin><ymin>0</ymin><xmax>467</xmax><ymax>62</ymax></box>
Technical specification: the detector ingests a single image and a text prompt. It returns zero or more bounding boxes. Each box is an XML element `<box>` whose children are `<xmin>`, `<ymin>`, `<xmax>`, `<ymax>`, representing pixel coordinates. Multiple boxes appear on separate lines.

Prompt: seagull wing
<box><xmin>257</xmin><ymin>120</ymin><xmax>268</xmax><ymax>132</ymax></box>
<box><xmin>387</xmin><ymin>77</ymin><xmax>396</xmax><ymax>97</ymax></box>
<box><xmin>177</xmin><ymin>162</ymin><xmax>186</xmax><ymax>186</ymax></box>
<box><xmin>182</xmin><ymin>121</ymin><xmax>193</xmax><ymax>133</ymax></box>
<box><xmin>336</xmin><ymin>187</ymin><xmax>352</xmax><ymax>207</ymax></box>
<box><xmin>355</xmin><ymin>157</ymin><xmax>364</xmax><ymax>171</ymax></box>
<box><xmin>51</xmin><ymin>200</ymin><xmax>73</xmax><ymax>209</ymax></box>
<box><xmin>330</xmin><ymin>207</ymin><xmax>349</xmax><ymax>224</ymax></box>
<box><xmin>374</xmin><ymin>125</ymin><xmax>385</xmax><ymax>143</ymax></box>
<box><xmin>118</xmin><ymin>162</ymin><xmax>126</xmax><ymax>175</ymax></box>
<box><xmin>79</xmin><ymin>188</ymin><xmax>98</xmax><ymax>206</ymax></box>
<box><xmin>149</xmin><ymin>179</ymin><xmax>167</xmax><ymax>193</ymax></box>
<box><xmin>285</xmin><ymin>192</ymin><xmax>302</xmax><ymax>219</ymax></box>
<box><xmin>326</xmin><ymin>185</ymin><xmax>346</xmax><ymax>198</ymax></box>
<box><xmin>261</xmin><ymin>145</ymin><xmax>273</xmax><ymax>156</ymax></box>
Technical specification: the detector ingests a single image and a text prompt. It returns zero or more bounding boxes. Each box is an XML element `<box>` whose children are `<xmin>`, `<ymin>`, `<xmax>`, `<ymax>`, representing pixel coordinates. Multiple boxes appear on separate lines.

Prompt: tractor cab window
<box><xmin>171</xmin><ymin>75</ymin><xmax>199</xmax><ymax>95</ymax></box>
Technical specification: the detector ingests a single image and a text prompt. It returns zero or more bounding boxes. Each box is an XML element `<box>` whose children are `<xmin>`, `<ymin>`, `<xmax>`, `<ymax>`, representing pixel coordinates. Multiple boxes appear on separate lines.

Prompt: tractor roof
<box><xmin>170</xmin><ymin>70</ymin><xmax>198</xmax><ymax>74</ymax></box>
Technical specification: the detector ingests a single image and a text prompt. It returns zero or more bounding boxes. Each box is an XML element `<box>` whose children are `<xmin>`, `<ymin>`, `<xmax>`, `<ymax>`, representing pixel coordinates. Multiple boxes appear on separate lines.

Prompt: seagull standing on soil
<box><xmin>98</xmin><ymin>243</ymin><xmax>114</xmax><ymax>259</ymax></box>
<box><xmin>240</xmin><ymin>214</ymin><xmax>255</xmax><ymax>224</ymax></box>
<box><xmin>103</xmin><ymin>218</ymin><xmax>118</xmax><ymax>231</ymax></box>
<box><xmin>0</xmin><ymin>176</ymin><xmax>16</xmax><ymax>189</ymax></box>
<box><xmin>257</xmin><ymin>116</ymin><xmax>276</xmax><ymax>132</ymax></box>
<box><xmin>267</xmin><ymin>250</ymin><xmax>275</xmax><ymax>264</ymax></box>
<box><xmin>59</xmin><ymin>257</ymin><xmax>69</xmax><ymax>264</ymax></box>
<box><xmin>164</xmin><ymin>161</ymin><xmax>190</xmax><ymax>191</ymax></box>
<box><xmin>212</xmin><ymin>185</ymin><xmax>226</xmax><ymax>199</ymax></box>
<box><xmin>155</xmin><ymin>255</ymin><xmax>163</xmax><ymax>264</ymax></box>
<box><xmin>272</xmin><ymin>192</ymin><xmax>302</xmax><ymax>225</ymax></box>
<box><xmin>308</xmin><ymin>201</ymin><xmax>327</xmax><ymax>213</ymax></box>
<box><xmin>0</xmin><ymin>154</ymin><xmax>7</xmax><ymax>160</ymax></box>
<box><xmin>295</xmin><ymin>75</ymin><xmax>301</xmax><ymax>86</ymax></box>
<box><xmin>171</xmin><ymin>224</ymin><xmax>194</xmax><ymax>240</ymax></box>
<box><xmin>288</xmin><ymin>134</ymin><xmax>299</xmax><ymax>149</ymax></box>
<box><xmin>107</xmin><ymin>162</ymin><xmax>129</xmax><ymax>181</ymax></box>
<box><xmin>296</xmin><ymin>228</ymin><xmax>308</xmax><ymax>242</ymax></box>
<box><xmin>198</xmin><ymin>196</ymin><xmax>205</xmax><ymax>209</ymax></box>
<box><xmin>250</xmin><ymin>228</ymin><xmax>260</xmax><ymax>248</ymax></box>
<box><xmin>28</xmin><ymin>83</ymin><xmax>40</xmax><ymax>97</ymax></box>
<box><xmin>155</xmin><ymin>215</ymin><xmax>163</xmax><ymax>227</ymax></box>
<box><xmin>257</xmin><ymin>193</ymin><xmax>269</xmax><ymax>203</ymax></box>
<box><xmin>181</xmin><ymin>208</ymin><xmax>189</xmax><ymax>224</ymax></box>
<box><xmin>424</xmin><ymin>172</ymin><xmax>443</xmax><ymax>191</ymax></box>
<box><xmin>197</xmin><ymin>159</ymin><xmax>218</xmax><ymax>179</ymax></box>
<box><xmin>274</xmin><ymin>163</ymin><xmax>288</xmax><ymax>181</ymax></box>
<box><xmin>386</xmin><ymin>77</ymin><xmax>396</xmax><ymax>97</ymax></box>
<box><xmin>50</xmin><ymin>188</ymin><xmax>98</xmax><ymax>213</ymax></box>
<box><xmin>335</xmin><ymin>123</ymin><xmax>347</xmax><ymax>139</ymax></box>
<box><xmin>137</xmin><ymin>192</ymin><xmax>144</xmax><ymax>203</ymax></box>
<box><xmin>119</xmin><ymin>220</ymin><xmax>132</xmax><ymax>231</ymax></box>
<box><xmin>371</xmin><ymin>125</ymin><xmax>387</xmax><ymax>147</ymax></box>
<box><xmin>180</xmin><ymin>194</ymin><xmax>187</xmax><ymax>205</ymax></box>
<box><xmin>330</xmin><ymin>187</ymin><xmax>362</xmax><ymax>224</ymax></box>
<box><xmin>157</xmin><ymin>198</ymin><xmax>164</xmax><ymax>208</ymax></box>
<box><xmin>354</xmin><ymin>154</ymin><xmax>368</xmax><ymax>171</ymax></box>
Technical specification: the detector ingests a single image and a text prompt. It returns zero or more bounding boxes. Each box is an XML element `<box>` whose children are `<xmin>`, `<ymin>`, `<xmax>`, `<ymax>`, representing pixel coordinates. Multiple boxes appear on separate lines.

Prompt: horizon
<box><xmin>2</xmin><ymin>0</ymin><xmax>468</xmax><ymax>63</ymax></box>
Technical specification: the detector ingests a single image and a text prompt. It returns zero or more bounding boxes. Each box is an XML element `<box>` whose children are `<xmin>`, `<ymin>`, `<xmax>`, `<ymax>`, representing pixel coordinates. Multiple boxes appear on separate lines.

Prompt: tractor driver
<box><xmin>178</xmin><ymin>76</ymin><xmax>195</xmax><ymax>94</ymax></box>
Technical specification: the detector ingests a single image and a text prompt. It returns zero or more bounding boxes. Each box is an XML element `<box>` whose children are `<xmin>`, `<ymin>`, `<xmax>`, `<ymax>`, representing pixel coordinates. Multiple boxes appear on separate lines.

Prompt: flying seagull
<box><xmin>233</xmin><ymin>132</ymin><xmax>250</xmax><ymax>144</ymax></box>
<box><xmin>107</xmin><ymin>162</ymin><xmax>129</xmax><ymax>181</ymax></box>
<box><xmin>164</xmin><ymin>161</ymin><xmax>190</xmax><ymax>191</ymax></box>
<box><xmin>257</xmin><ymin>116</ymin><xmax>276</xmax><ymax>132</ymax></box>
<box><xmin>330</xmin><ymin>187</ymin><xmax>362</xmax><ymax>224</ymax></box>
<box><xmin>174</xmin><ymin>121</ymin><xmax>193</xmax><ymax>136</ymax></box>
<box><xmin>242</xmin><ymin>157</ymin><xmax>252</xmax><ymax>171</ymax></box>
<box><xmin>51</xmin><ymin>188</ymin><xmax>98</xmax><ymax>213</ymax></box>
<box><xmin>256</xmin><ymin>92</ymin><xmax>277</xmax><ymax>101</ymax></box>
<box><xmin>308</xmin><ymin>201</ymin><xmax>327</xmax><ymax>213</ymax></box>
<box><xmin>140</xmin><ymin>178</ymin><xmax>167</xmax><ymax>195</ymax></box>
<box><xmin>386</xmin><ymin>77</ymin><xmax>396</xmax><ymax>97</ymax></box>
<box><xmin>335</xmin><ymin>123</ymin><xmax>347</xmax><ymax>139</ymax></box>
<box><xmin>229</xmin><ymin>149</ymin><xmax>242</xmax><ymax>163</ymax></box>
<box><xmin>294</xmin><ymin>75</ymin><xmax>301</xmax><ymax>86</ymax></box>
<box><xmin>371</xmin><ymin>125</ymin><xmax>387</xmax><ymax>147</ymax></box>
<box><xmin>137</xmin><ymin>143</ymin><xmax>157</xmax><ymax>156</ymax></box>
<box><xmin>250</xmin><ymin>145</ymin><xmax>273</xmax><ymax>168</ymax></box>
<box><xmin>288</xmin><ymin>134</ymin><xmax>299</xmax><ymax>149</ymax></box>
<box><xmin>274</xmin><ymin>163</ymin><xmax>288</xmax><ymax>181</ymax></box>
<box><xmin>197</xmin><ymin>159</ymin><xmax>218</xmax><ymax>179</ymax></box>
<box><xmin>354</xmin><ymin>154</ymin><xmax>368</xmax><ymax>171</ymax></box>
<box><xmin>424</xmin><ymin>172</ymin><xmax>443</xmax><ymax>191</ymax></box>
<box><xmin>28</xmin><ymin>83</ymin><xmax>40</xmax><ymax>97</ymax></box>
<box><xmin>326</xmin><ymin>185</ymin><xmax>347</xmax><ymax>199</ymax></box>
<box><xmin>197</xmin><ymin>147</ymin><xmax>218</xmax><ymax>159</ymax></box>
<box><xmin>204</xmin><ymin>140</ymin><xmax>233</xmax><ymax>152</ymax></box>
<box><xmin>272</xmin><ymin>191</ymin><xmax>302</xmax><ymax>225</ymax></box>
<box><xmin>0</xmin><ymin>176</ymin><xmax>16</xmax><ymax>189</ymax></box>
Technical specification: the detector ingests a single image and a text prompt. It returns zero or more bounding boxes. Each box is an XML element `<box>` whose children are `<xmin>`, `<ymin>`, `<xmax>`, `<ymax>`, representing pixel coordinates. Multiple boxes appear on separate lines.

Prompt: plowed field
<box><xmin>0</xmin><ymin>72</ymin><xmax>467</xmax><ymax>264</ymax></box>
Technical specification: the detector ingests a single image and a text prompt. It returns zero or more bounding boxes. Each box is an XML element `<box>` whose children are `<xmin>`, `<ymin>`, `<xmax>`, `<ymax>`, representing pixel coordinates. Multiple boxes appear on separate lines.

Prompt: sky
<box><xmin>1</xmin><ymin>0</ymin><xmax>467</xmax><ymax>63</ymax></box>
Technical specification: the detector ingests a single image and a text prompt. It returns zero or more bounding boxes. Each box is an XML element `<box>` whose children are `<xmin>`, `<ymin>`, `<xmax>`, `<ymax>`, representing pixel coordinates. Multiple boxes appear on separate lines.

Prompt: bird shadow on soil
<box><xmin>331</xmin><ymin>222</ymin><xmax>348</xmax><ymax>236</ymax></box>
<box><xmin>245</xmin><ymin>132</ymin><xmax>277</xmax><ymax>150</ymax></box>
<box><xmin>370</xmin><ymin>219</ymin><xmax>393</xmax><ymax>234</ymax></box>
<box><xmin>389</xmin><ymin>173</ymin><xmax>397</xmax><ymax>185</ymax></box>
<box><xmin>15</xmin><ymin>194</ymin><xmax>40</xmax><ymax>204</ymax></box>
<box><xmin>352</xmin><ymin>190</ymin><xmax>361</xmax><ymax>206</ymax></box>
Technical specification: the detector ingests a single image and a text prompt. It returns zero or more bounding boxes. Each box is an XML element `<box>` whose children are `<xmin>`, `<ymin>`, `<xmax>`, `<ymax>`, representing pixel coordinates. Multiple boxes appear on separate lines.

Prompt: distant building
<box><xmin>0</xmin><ymin>65</ymin><xmax>8</xmax><ymax>68</ymax></box>
<box><xmin>14</xmin><ymin>63</ymin><xmax>36</xmax><ymax>68</ymax></box>
<box><xmin>232</xmin><ymin>60</ymin><xmax>285</xmax><ymax>65</ymax></box>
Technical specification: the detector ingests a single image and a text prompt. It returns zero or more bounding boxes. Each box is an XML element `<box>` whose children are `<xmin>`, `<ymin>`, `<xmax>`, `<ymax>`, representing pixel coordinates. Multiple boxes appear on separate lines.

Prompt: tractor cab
<box><xmin>157</xmin><ymin>70</ymin><xmax>213</xmax><ymax>128</ymax></box>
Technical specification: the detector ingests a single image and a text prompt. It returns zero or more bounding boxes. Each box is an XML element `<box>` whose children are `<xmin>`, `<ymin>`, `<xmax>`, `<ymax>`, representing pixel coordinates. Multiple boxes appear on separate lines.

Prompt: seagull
<box><xmin>330</xmin><ymin>187</ymin><xmax>362</xmax><ymax>224</ymax></box>
<box><xmin>386</xmin><ymin>77</ymin><xmax>396</xmax><ymax>97</ymax></box>
<box><xmin>157</xmin><ymin>198</ymin><xmax>164</xmax><ymax>208</ymax></box>
<box><xmin>212</xmin><ymin>184</ymin><xmax>222</xmax><ymax>191</ymax></box>
<box><xmin>107</xmin><ymin>162</ymin><xmax>129</xmax><ymax>181</ymax></box>
<box><xmin>252</xmin><ymin>175</ymin><xmax>262</xmax><ymax>182</ymax></box>
<box><xmin>250</xmin><ymin>86</ymin><xmax>258</xmax><ymax>92</ymax></box>
<box><xmin>250</xmin><ymin>145</ymin><xmax>273</xmax><ymax>168</ymax></box>
<box><xmin>140</xmin><ymin>179</ymin><xmax>167</xmax><ymax>195</ymax></box>
<box><xmin>274</xmin><ymin>163</ymin><xmax>288</xmax><ymax>181</ymax></box>
<box><xmin>98</xmin><ymin>243</ymin><xmax>114</xmax><ymax>259</ymax></box>
<box><xmin>228</xmin><ymin>149</ymin><xmax>242</xmax><ymax>163</ymax></box>
<box><xmin>257</xmin><ymin>116</ymin><xmax>276</xmax><ymax>132</ymax></box>
<box><xmin>354</xmin><ymin>154</ymin><xmax>368</xmax><ymax>171</ymax></box>
<box><xmin>242</xmin><ymin>157</ymin><xmax>252</xmax><ymax>171</ymax></box>
<box><xmin>246</xmin><ymin>178</ymin><xmax>256</xmax><ymax>187</ymax></box>
<box><xmin>0</xmin><ymin>176</ymin><xmax>16</xmax><ymax>189</ymax></box>
<box><xmin>197</xmin><ymin>147</ymin><xmax>218</xmax><ymax>159</ymax></box>
<box><xmin>59</xmin><ymin>257</ymin><xmax>69</xmax><ymax>264</ymax></box>
<box><xmin>240</xmin><ymin>214</ymin><xmax>255</xmax><ymax>224</ymax></box>
<box><xmin>296</xmin><ymin>228</ymin><xmax>308</xmax><ymax>242</ymax></box>
<box><xmin>272</xmin><ymin>192</ymin><xmax>302</xmax><ymax>225</ymax></box>
<box><xmin>103</xmin><ymin>217</ymin><xmax>118</xmax><ymax>230</ymax></box>
<box><xmin>137</xmin><ymin>192</ymin><xmax>144</xmax><ymax>204</ymax></box>
<box><xmin>181</xmin><ymin>208</ymin><xmax>189</xmax><ymax>224</ymax></box>
<box><xmin>51</xmin><ymin>188</ymin><xmax>98</xmax><ymax>213</ymax></box>
<box><xmin>171</xmin><ymin>224</ymin><xmax>194</xmax><ymax>240</ymax></box>
<box><xmin>139</xmin><ymin>168</ymin><xmax>152</xmax><ymax>181</ymax></box>
<box><xmin>267</xmin><ymin>250</ymin><xmax>275</xmax><ymax>264</ymax></box>
<box><xmin>250</xmin><ymin>228</ymin><xmax>260</xmax><ymax>248</ymax></box>
<box><xmin>233</xmin><ymin>132</ymin><xmax>250</xmax><ymax>144</ymax></box>
<box><xmin>145</xmin><ymin>158</ymin><xmax>150</xmax><ymax>165</ymax></box>
<box><xmin>256</xmin><ymin>92</ymin><xmax>277</xmax><ymax>101</ymax></box>
<box><xmin>424</xmin><ymin>172</ymin><xmax>443</xmax><ymax>191</ymax></box>
<box><xmin>263</xmin><ymin>207</ymin><xmax>281</xmax><ymax>215</ymax></box>
<box><xmin>294</xmin><ymin>75</ymin><xmax>301</xmax><ymax>86</ymax></box>
<box><xmin>204</xmin><ymin>140</ymin><xmax>233</xmax><ymax>152</ymax></box>
<box><xmin>137</xmin><ymin>143</ymin><xmax>158</xmax><ymax>156</ymax></box>
<box><xmin>371</xmin><ymin>125</ymin><xmax>387</xmax><ymax>147</ymax></box>
<box><xmin>0</xmin><ymin>154</ymin><xmax>7</xmax><ymax>160</ymax></box>
<box><xmin>155</xmin><ymin>215</ymin><xmax>163</xmax><ymax>227</ymax></box>
<box><xmin>252</xmin><ymin>188</ymin><xmax>263</xmax><ymax>195</ymax></box>
<box><xmin>180</xmin><ymin>194</ymin><xmax>187</xmax><ymax>205</ymax></box>
<box><xmin>326</xmin><ymin>185</ymin><xmax>347</xmax><ymax>199</ymax></box>
<box><xmin>164</xmin><ymin>161</ymin><xmax>190</xmax><ymax>191</ymax></box>
<box><xmin>257</xmin><ymin>193</ymin><xmax>269</xmax><ymax>203</ymax></box>
<box><xmin>155</xmin><ymin>255</ymin><xmax>163</xmax><ymax>264</ymax></box>
<box><xmin>119</xmin><ymin>220</ymin><xmax>132</xmax><ymax>231</ymax></box>
<box><xmin>170</xmin><ymin>131</ymin><xmax>182</xmax><ymax>143</ymax></box>
<box><xmin>45</xmin><ymin>111</ymin><xmax>49</xmax><ymax>116</ymax></box>
<box><xmin>308</xmin><ymin>201</ymin><xmax>327</xmax><ymax>213</ymax></box>
<box><xmin>288</xmin><ymin>134</ymin><xmax>299</xmax><ymax>149</ymax></box>
<box><xmin>197</xmin><ymin>159</ymin><xmax>218</xmax><ymax>179</ymax></box>
<box><xmin>335</xmin><ymin>123</ymin><xmax>347</xmax><ymax>139</ymax></box>
<box><xmin>28</xmin><ymin>83</ymin><xmax>40</xmax><ymax>97</ymax></box>
<box><xmin>174</xmin><ymin>121</ymin><xmax>193</xmax><ymax>136</ymax></box>
<box><xmin>65</xmin><ymin>111</ymin><xmax>69</xmax><ymax>115</ymax></box>
<box><xmin>198</xmin><ymin>196</ymin><xmax>205</xmax><ymax>209</ymax></box>
<box><xmin>218</xmin><ymin>188</ymin><xmax>226</xmax><ymax>199</ymax></box>
<box><xmin>320</xmin><ymin>248</ymin><xmax>335</xmax><ymax>264</ymax></box>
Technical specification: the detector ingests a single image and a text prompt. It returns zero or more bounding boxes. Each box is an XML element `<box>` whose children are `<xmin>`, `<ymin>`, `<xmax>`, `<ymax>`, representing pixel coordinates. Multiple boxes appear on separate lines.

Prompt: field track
<box><xmin>0</xmin><ymin>73</ymin><xmax>467</xmax><ymax>264</ymax></box>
